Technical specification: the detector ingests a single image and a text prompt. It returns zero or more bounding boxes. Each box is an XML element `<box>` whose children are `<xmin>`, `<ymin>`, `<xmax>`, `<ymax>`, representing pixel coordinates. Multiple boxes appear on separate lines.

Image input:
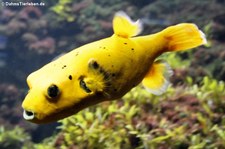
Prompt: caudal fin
<box><xmin>113</xmin><ymin>11</ymin><xmax>142</xmax><ymax>38</ymax></box>
<box><xmin>162</xmin><ymin>23</ymin><xmax>207</xmax><ymax>52</ymax></box>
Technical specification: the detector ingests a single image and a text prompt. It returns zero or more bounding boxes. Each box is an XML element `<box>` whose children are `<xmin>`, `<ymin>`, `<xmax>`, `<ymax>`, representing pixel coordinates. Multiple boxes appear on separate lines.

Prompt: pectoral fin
<box><xmin>142</xmin><ymin>60</ymin><xmax>173</xmax><ymax>95</ymax></box>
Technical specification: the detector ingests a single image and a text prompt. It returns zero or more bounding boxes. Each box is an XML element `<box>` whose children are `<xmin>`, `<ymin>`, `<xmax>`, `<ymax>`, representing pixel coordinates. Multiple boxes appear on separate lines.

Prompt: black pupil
<box><xmin>80</xmin><ymin>80</ymin><xmax>91</xmax><ymax>93</ymax></box>
<box><xmin>48</xmin><ymin>85</ymin><xmax>59</xmax><ymax>98</ymax></box>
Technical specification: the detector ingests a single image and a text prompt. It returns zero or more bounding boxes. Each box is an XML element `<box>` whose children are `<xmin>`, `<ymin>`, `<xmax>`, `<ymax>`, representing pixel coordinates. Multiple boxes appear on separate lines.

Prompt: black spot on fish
<box><xmin>108</xmin><ymin>55</ymin><xmax>111</xmax><ymax>57</ymax></box>
<box><xmin>88</xmin><ymin>59</ymin><xmax>111</xmax><ymax>83</ymax></box>
<box><xmin>114</xmin><ymin>88</ymin><xmax>118</xmax><ymax>92</ymax></box>
<box><xmin>111</xmin><ymin>65</ymin><xmax>114</xmax><ymax>68</ymax></box>
<box><xmin>78</xmin><ymin>75</ymin><xmax>84</xmax><ymax>80</ymax></box>
<box><xmin>131</xmin><ymin>48</ymin><xmax>134</xmax><ymax>51</ymax></box>
<box><xmin>98</xmin><ymin>67</ymin><xmax>110</xmax><ymax>80</ymax></box>
<box><xmin>62</xmin><ymin>65</ymin><xmax>67</xmax><ymax>69</ymax></box>
<box><xmin>106</xmin><ymin>82</ymin><xmax>112</xmax><ymax>87</ymax></box>
<box><xmin>112</xmin><ymin>73</ymin><xmax>116</xmax><ymax>77</ymax></box>
<box><xmin>68</xmin><ymin>75</ymin><xmax>72</xmax><ymax>80</ymax></box>
<box><xmin>99</xmin><ymin>69</ymin><xmax>103</xmax><ymax>73</ymax></box>
<box><xmin>92</xmin><ymin>61</ymin><xmax>99</xmax><ymax>69</ymax></box>
<box><xmin>99</xmin><ymin>46</ymin><xmax>107</xmax><ymax>50</ymax></box>
<box><xmin>88</xmin><ymin>59</ymin><xmax>100</xmax><ymax>70</ymax></box>
<box><xmin>124</xmin><ymin>43</ymin><xmax>127</xmax><ymax>45</ymax></box>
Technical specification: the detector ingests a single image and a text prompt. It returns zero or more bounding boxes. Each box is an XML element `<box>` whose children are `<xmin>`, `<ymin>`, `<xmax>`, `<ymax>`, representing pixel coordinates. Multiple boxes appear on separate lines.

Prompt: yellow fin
<box><xmin>162</xmin><ymin>23</ymin><xmax>207</xmax><ymax>52</ymax></box>
<box><xmin>142</xmin><ymin>60</ymin><xmax>173</xmax><ymax>95</ymax></box>
<box><xmin>113</xmin><ymin>11</ymin><xmax>142</xmax><ymax>38</ymax></box>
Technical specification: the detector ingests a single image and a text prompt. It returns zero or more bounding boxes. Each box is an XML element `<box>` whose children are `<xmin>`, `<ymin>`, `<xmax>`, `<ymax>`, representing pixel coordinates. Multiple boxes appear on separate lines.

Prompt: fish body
<box><xmin>22</xmin><ymin>11</ymin><xmax>206</xmax><ymax>124</ymax></box>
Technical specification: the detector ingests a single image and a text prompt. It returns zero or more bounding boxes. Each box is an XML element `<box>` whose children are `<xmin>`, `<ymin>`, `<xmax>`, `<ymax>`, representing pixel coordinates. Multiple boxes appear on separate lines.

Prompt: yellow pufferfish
<box><xmin>22</xmin><ymin>11</ymin><xmax>206</xmax><ymax>124</ymax></box>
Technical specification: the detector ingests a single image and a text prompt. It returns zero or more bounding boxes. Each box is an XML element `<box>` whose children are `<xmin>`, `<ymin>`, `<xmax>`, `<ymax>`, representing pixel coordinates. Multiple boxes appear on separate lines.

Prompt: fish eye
<box><xmin>80</xmin><ymin>79</ymin><xmax>92</xmax><ymax>93</ymax></box>
<box><xmin>47</xmin><ymin>84</ymin><xmax>60</xmax><ymax>98</ymax></box>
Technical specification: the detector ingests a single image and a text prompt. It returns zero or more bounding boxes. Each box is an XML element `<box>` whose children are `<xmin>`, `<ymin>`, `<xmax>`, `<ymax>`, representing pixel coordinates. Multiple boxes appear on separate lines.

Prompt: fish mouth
<box><xmin>23</xmin><ymin>110</ymin><xmax>35</xmax><ymax>120</ymax></box>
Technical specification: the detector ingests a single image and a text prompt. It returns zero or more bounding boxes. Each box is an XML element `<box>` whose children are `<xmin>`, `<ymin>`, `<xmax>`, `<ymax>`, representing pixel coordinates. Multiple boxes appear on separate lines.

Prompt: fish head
<box><xmin>22</xmin><ymin>58</ymin><xmax>107</xmax><ymax>124</ymax></box>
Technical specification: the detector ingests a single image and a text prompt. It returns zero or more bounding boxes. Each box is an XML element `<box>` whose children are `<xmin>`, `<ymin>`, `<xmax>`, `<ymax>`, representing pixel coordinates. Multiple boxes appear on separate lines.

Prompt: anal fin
<box><xmin>142</xmin><ymin>60</ymin><xmax>173</xmax><ymax>95</ymax></box>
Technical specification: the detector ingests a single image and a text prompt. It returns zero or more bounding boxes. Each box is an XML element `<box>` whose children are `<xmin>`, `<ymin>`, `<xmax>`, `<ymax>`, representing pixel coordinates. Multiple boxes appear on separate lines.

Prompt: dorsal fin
<box><xmin>113</xmin><ymin>11</ymin><xmax>142</xmax><ymax>38</ymax></box>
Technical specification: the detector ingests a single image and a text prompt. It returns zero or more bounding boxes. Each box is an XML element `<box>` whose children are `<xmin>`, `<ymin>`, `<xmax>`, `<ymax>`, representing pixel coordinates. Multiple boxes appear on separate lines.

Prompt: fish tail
<box><xmin>162</xmin><ymin>23</ymin><xmax>207</xmax><ymax>52</ymax></box>
<box><xmin>113</xmin><ymin>11</ymin><xmax>143</xmax><ymax>38</ymax></box>
<box><xmin>140</xmin><ymin>23</ymin><xmax>206</xmax><ymax>95</ymax></box>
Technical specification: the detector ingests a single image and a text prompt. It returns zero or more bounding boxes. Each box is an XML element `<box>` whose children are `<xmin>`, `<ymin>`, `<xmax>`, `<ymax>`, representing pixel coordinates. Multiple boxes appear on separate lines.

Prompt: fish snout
<box><xmin>23</xmin><ymin>110</ymin><xmax>35</xmax><ymax>120</ymax></box>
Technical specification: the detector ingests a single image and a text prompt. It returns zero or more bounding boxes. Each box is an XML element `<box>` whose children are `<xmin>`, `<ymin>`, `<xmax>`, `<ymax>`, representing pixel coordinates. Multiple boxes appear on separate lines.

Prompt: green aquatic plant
<box><xmin>188</xmin><ymin>76</ymin><xmax>225</xmax><ymax>109</ymax></box>
<box><xmin>57</xmin><ymin>102</ymin><xmax>140</xmax><ymax>149</ymax></box>
<box><xmin>160</xmin><ymin>52</ymin><xmax>192</xmax><ymax>69</ymax></box>
<box><xmin>0</xmin><ymin>126</ymin><xmax>31</xmax><ymax>149</ymax></box>
<box><xmin>51</xmin><ymin>0</ymin><xmax>75</xmax><ymax>22</ymax></box>
<box><xmin>203</xmin><ymin>22</ymin><xmax>213</xmax><ymax>48</ymax></box>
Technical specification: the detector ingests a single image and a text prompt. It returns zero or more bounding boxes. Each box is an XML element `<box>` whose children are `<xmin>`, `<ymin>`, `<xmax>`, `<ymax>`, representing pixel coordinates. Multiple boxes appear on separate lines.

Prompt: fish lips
<box><xmin>22</xmin><ymin>109</ymin><xmax>44</xmax><ymax>124</ymax></box>
<box><xmin>23</xmin><ymin>110</ymin><xmax>35</xmax><ymax>120</ymax></box>
<box><xmin>22</xmin><ymin>110</ymin><xmax>51</xmax><ymax>124</ymax></box>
